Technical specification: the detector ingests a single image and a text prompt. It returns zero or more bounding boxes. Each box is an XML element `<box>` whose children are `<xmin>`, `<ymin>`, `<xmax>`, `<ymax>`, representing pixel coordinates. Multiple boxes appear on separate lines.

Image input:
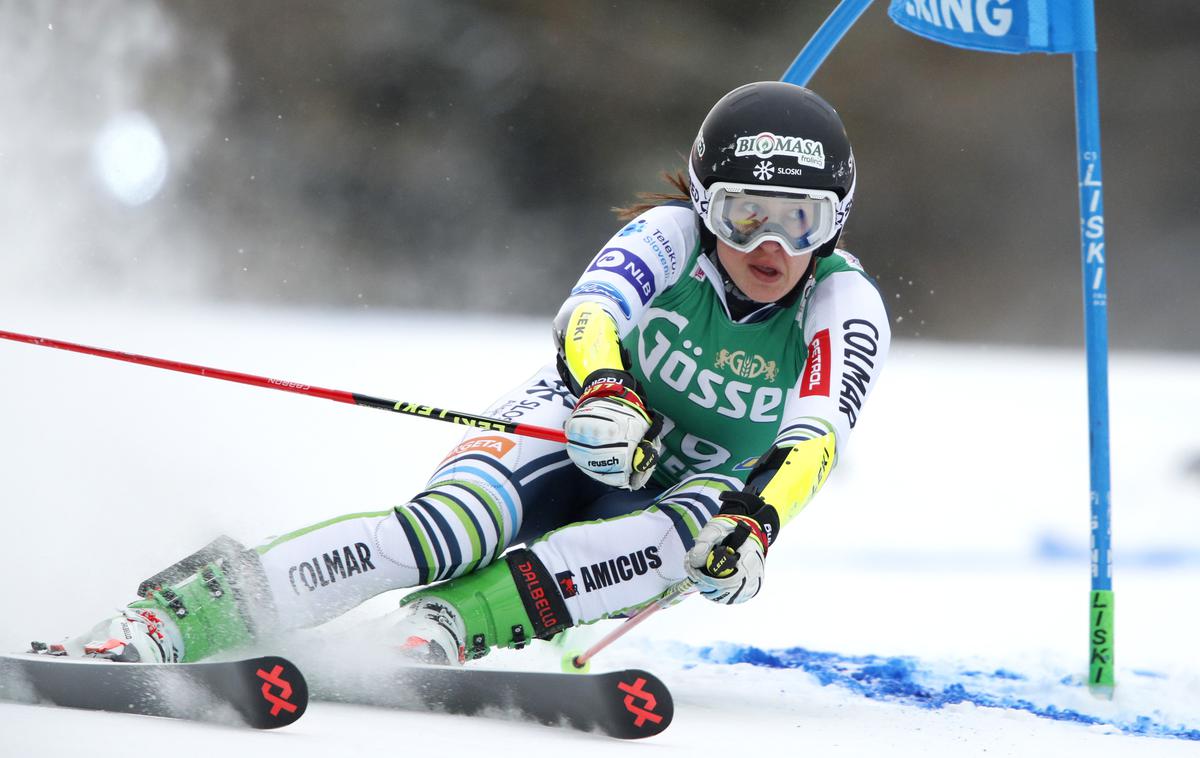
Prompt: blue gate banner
<box><xmin>888</xmin><ymin>0</ymin><xmax>1095</xmax><ymax>54</ymax></box>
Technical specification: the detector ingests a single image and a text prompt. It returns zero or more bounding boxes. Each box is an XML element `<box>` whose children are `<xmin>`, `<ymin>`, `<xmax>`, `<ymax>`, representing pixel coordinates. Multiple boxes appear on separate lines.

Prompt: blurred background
<box><xmin>2</xmin><ymin>0</ymin><xmax>1197</xmax><ymax>349</ymax></box>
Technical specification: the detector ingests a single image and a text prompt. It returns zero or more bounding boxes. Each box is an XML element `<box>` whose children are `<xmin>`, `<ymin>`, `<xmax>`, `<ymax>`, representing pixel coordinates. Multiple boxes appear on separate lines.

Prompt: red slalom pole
<box><xmin>0</xmin><ymin>329</ymin><xmax>567</xmax><ymax>444</ymax></box>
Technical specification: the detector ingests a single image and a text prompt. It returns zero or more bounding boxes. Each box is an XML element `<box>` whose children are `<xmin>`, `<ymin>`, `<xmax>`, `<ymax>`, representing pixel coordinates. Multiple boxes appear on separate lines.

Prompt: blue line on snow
<box><xmin>689</xmin><ymin>645</ymin><xmax>1200</xmax><ymax>741</ymax></box>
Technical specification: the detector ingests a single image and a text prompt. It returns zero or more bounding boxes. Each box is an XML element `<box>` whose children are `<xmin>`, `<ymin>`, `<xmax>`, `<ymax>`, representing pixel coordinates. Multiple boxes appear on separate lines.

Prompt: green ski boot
<box><xmin>393</xmin><ymin>548</ymin><xmax>573</xmax><ymax>664</ymax></box>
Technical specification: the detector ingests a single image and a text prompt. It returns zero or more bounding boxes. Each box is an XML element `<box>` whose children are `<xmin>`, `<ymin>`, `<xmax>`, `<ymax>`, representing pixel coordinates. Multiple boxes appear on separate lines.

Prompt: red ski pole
<box><xmin>0</xmin><ymin>329</ymin><xmax>568</xmax><ymax>444</ymax></box>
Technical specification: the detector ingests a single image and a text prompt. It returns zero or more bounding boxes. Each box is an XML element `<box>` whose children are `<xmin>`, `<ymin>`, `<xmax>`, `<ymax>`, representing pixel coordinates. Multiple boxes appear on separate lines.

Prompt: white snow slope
<box><xmin>1</xmin><ymin>300</ymin><xmax>1198</xmax><ymax>757</ymax></box>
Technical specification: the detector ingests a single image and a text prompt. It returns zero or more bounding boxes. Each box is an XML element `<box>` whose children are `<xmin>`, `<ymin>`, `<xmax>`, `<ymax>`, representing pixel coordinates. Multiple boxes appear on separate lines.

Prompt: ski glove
<box><xmin>684</xmin><ymin>490</ymin><xmax>777</xmax><ymax>605</ymax></box>
<box><xmin>564</xmin><ymin>369</ymin><xmax>662</xmax><ymax>490</ymax></box>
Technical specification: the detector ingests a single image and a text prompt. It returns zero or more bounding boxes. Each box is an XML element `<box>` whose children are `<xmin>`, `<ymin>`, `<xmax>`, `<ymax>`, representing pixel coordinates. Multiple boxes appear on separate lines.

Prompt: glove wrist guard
<box><xmin>717</xmin><ymin>490</ymin><xmax>780</xmax><ymax>550</ymax></box>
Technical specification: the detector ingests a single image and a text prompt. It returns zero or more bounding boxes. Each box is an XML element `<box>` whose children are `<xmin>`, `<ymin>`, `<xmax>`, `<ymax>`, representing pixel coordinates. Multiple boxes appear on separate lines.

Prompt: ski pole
<box><xmin>569</xmin><ymin>517</ymin><xmax>757</xmax><ymax>669</ymax></box>
<box><xmin>570</xmin><ymin>579</ymin><xmax>695</xmax><ymax>670</ymax></box>
<box><xmin>0</xmin><ymin>329</ymin><xmax>568</xmax><ymax>444</ymax></box>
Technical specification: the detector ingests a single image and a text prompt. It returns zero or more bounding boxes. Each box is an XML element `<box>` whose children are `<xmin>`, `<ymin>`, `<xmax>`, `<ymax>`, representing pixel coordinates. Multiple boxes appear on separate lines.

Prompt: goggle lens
<box><xmin>709</xmin><ymin>185</ymin><xmax>837</xmax><ymax>257</ymax></box>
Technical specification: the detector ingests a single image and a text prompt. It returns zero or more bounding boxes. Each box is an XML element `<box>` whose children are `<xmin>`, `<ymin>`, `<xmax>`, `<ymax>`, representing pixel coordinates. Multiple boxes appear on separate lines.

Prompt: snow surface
<box><xmin>1</xmin><ymin>299</ymin><xmax>1198</xmax><ymax>756</ymax></box>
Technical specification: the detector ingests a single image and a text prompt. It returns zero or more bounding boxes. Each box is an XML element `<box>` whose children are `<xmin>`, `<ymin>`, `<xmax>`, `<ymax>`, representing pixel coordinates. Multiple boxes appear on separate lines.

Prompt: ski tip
<box><xmin>0</xmin><ymin>652</ymin><xmax>310</xmax><ymax>730</ymax></box>
<box><xmin>243</xmin><ymin>655</ymin><xmax>309</xmax><ymax>729</ymax></box>
<box><xmin>605</xmin><ymin>668</ymin><xmax>674</xmax><ymax>739</ymax></box>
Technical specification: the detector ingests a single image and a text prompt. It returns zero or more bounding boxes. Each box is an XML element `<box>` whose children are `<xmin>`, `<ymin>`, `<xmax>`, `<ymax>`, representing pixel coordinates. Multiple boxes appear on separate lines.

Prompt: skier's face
<box><xmin>715</xmin><ymin>239</ymin><xmax>811</xmax><ymax>303</ymax></box>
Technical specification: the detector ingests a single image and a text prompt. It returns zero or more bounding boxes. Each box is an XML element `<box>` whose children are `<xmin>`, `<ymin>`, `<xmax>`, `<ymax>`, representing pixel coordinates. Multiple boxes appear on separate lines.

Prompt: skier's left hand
<box><xmin>684</xmin><ymin>491</ymin><xmax>774</xmax><ymax>605</ymax></box>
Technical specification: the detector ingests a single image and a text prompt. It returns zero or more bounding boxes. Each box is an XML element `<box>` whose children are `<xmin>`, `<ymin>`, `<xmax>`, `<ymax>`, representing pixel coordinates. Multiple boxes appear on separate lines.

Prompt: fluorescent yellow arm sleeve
<box><xmin>757</xmin><ymin>433</ymin><xmax>837</xmax><ymax>529</ymax></box>
<box><xmin>562</xmin><ymin>302</ymin><xmax>625</xmax><ymax>387</ymax></box>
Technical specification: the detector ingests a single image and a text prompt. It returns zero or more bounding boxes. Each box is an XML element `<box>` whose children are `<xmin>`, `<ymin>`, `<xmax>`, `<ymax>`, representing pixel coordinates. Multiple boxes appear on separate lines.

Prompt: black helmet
<box><xmin>689</xmin><ymin>82</ymin><xmax>855</xmax><ymax>256</ymax></box>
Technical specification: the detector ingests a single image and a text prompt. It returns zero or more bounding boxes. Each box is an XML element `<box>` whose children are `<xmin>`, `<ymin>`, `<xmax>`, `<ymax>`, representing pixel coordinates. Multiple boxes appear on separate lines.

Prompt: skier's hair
<box><xmin>613</xmin><ymin>169</ymin><xmax>689</xmax><ymax>221</ymax></box>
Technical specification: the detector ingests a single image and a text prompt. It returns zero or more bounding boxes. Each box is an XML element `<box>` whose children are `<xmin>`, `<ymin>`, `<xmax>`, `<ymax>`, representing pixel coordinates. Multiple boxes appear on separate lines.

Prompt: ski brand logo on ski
<box><xmin>734</xmin><ymin>132</ymin><xmax>825</xmax><ymax>169</ymax></box>
<box><xmin>287</xmin><ymin>543</ymin><xmax>377</xmax><ymax>595</ymax></box>
<box><xmin>0</xmin><ymin>654</ymin><xmax>309</xmax><ymax>729</ymax></box>
<box><xmin>617</xmin><ymin>676</ymin><xmax>663</xmax><ymax>728</ymax></box>
<box><xmin>579</xmin><ymin>546</ymin><xmax>661</xmax><ymax>593</ymax></box>
<box><xmin>256</xmin><ymin>664</ymin><xmax>299</xmax><ymax>717</ymax></box>
<box><xmin>347</xmin><ymin>665</ymin><xmax>673</xmax><ymax>738</ymax></box>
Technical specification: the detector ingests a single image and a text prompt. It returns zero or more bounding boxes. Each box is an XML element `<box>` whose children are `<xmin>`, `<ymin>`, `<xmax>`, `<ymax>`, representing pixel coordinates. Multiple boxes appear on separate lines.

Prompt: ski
<box><xmin>314</xmin><ymin>664</ymin><xmax>673</xmax><ymax>739</ymax></box>
<box><xmin>0</xmin><ymin>653</ymin><xmax>308</xmax><ymax>729</ymax></box>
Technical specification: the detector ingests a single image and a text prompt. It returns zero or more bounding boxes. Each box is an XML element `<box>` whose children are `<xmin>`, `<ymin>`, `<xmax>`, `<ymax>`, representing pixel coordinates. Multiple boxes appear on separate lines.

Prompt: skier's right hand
<box><xmin>565</xmin><ymin>369</ymin><xmax>662</xmax><ymax>490</ymax></box>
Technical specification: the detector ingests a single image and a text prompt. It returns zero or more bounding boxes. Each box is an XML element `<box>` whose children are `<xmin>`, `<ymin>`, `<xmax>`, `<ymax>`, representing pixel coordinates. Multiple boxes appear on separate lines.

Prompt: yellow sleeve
<box><xmin>757</xmin><ymin>433</ymin><xmax>837</xmax><ymax>529</ymax></box>
<box><xmin>562</xmin><ymin>302</ymin><xmax>626</xmax><ymax>388</ymax></box>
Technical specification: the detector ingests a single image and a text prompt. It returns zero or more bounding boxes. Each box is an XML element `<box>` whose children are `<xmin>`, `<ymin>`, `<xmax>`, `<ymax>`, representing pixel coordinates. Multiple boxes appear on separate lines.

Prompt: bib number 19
<box><xmin>658</xmin><ymin>417</ymin><xmax>731</xmax><ymax>478</ymax></box>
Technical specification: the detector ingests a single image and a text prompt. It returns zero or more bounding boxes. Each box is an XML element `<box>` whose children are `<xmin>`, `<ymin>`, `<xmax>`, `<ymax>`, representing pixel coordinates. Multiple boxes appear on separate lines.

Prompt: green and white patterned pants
<box><xmin>253</xmin><ymin>365</ymin><xmax>738</xmax><ymax>630</ymax></box>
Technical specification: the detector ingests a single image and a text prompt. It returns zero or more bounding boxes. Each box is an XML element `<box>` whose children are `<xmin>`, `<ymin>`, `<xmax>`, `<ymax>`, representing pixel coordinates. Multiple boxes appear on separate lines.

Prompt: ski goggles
<box><xmin>706</xmin><ymin>183</ymin><xmax>840</xmax><ymax>257</ymax></box>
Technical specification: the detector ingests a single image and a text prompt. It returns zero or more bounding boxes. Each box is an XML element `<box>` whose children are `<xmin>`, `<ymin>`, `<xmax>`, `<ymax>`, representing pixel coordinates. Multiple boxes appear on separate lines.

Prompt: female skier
<box><xmin>40</xmin><ymin>81</ymin><xmax>890</xmax><ymax>666</ymax></box>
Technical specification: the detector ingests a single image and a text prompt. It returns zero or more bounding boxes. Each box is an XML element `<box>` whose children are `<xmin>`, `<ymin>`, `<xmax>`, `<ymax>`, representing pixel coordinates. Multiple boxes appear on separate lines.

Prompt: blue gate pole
<box><xmin>1070</xmin><ymin>0</ymin><xmax>1114</xmax><ymax>697</ymax></box>
<box><xmin>780</xmin><ymin>0</ymin><xmax>876</xmax><ymax>86</ymax></box>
